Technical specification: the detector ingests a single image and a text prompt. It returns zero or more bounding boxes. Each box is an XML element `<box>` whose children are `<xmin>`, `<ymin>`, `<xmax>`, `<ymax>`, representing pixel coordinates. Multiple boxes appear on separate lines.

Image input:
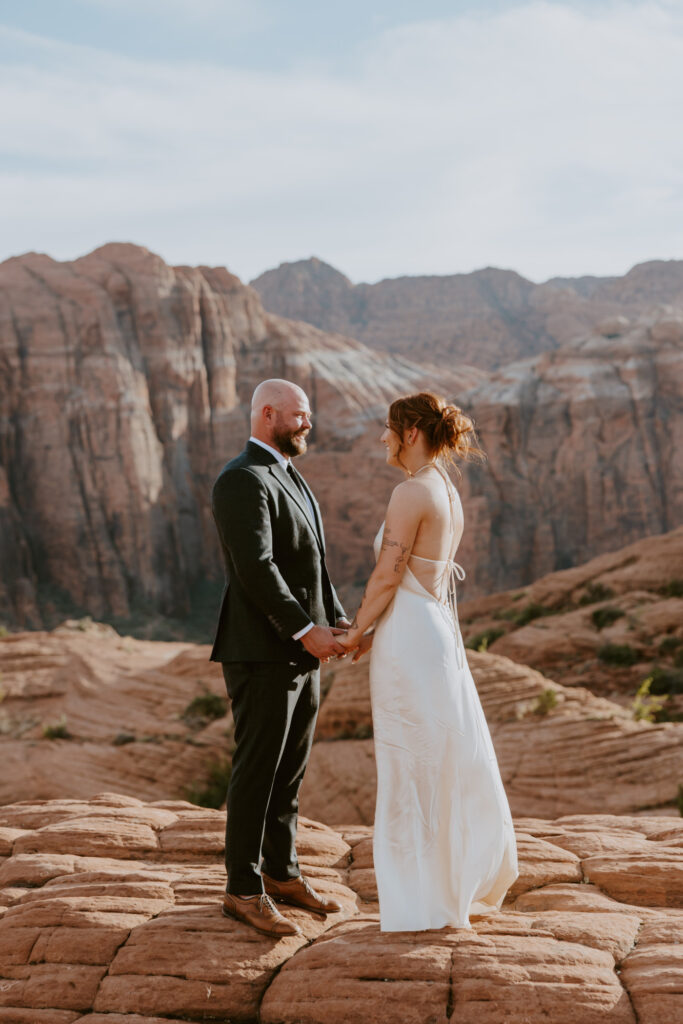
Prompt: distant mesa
<box><xmin>0</xmin><ymin>243</ymin><xmax>681</xmax><ymax>631</ymax></box>
<box><xmin>251</xmin><ymin>255</ymin><xmax>683</xmax><ymax>370</ymax></box>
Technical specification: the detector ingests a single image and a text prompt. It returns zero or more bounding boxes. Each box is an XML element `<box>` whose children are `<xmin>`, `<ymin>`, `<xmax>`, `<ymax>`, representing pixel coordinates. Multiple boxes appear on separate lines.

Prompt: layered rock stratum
<box><xmin>459</xmin><ymin>525</ymin><xmax>683</xmax><ymax>709</ymax></box>
<box><xmin>0</xmin><ymin>243</ymin><xmax>472</xmax><ymax>629</ymax></box>
<box><xmin>301</xmin><ymin>648</ymin><xmax>683</xmax><ymax>827</ymax></box>
<box><xmin>3</xmin><ymin>622</ymin><xmax>680</xmax><ymax>823</ymax></box>
<box><xmin>251</xmin><ymin>255</ymin><xmax>683</xmax><ymax>369</ymax></box>
<box><xmin>0</xmin><ymin>793</ymin><xmax>681</xmax><ymax>1023</ymax></box>
<box><xmin>1</xmin><ymin>244</ymin><xmax>681</xmax><ymax>629</ymax></box>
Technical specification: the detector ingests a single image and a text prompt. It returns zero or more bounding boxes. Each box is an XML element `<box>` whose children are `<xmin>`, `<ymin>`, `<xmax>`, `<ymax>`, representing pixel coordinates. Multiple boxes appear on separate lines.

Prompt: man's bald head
<box><xmin>251</xmin><ymin>379</ymin><xmax>307</xmax><ymax>417</ymax></box>
<box><xmin>250</xmin><ymin>378</ymin><xmax>312</xmax><ymax>458</ymax></box>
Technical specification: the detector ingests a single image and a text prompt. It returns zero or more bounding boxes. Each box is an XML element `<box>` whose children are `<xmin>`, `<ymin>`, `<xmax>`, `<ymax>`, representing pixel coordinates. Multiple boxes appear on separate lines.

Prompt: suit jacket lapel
<box><xmin>269</xmin><ymin>463</ymin><xmax>324</xmax><ymax>552</ymax></box>
<box><xmin>244</xmin><ymin>441</ymin><xmax>324</xmax><ymax>552</ymax></box>
<box><xmin>293</xmin><ymin>468</ymin><xmax>326</xmax><ymax>550</ymax></box>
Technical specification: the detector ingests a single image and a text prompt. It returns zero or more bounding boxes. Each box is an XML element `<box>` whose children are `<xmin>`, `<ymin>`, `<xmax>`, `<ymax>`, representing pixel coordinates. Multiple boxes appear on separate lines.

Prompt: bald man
<box><xmin>210</xmin><ymin>379</ymin><xmax>348</xmax><ymax>936</ymax></box>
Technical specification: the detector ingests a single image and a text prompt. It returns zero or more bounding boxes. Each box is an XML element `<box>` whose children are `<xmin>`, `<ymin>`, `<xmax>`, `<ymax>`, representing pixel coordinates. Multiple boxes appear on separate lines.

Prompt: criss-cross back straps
<box><xmin>435</xmin><ymin>464</ymin><xmax>467</xmax><ymax>670</ymax></box>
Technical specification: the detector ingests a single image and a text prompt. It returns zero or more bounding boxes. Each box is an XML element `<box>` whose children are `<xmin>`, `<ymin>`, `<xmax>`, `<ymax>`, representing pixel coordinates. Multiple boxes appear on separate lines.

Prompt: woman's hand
<box><xmin>351</xmin><ymin>632</ymin><xmax>374</xmax><ymax>663</ymax></box>
<box><xmin>336</xmin><ymin>629</ymin><xmax>361</xmax><ymax>653</ymax></box>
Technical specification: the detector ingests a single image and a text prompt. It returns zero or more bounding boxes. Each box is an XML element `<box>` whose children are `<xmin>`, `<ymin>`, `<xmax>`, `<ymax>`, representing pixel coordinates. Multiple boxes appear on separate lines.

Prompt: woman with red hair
<box><xmin>340</xmin><ymin>391</ymin><xmax>518</xmax><ymax>932</ymax></box>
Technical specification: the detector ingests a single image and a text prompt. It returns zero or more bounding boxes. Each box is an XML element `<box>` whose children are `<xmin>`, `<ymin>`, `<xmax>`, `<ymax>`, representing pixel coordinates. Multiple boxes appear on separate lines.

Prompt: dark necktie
<box><xmin>286</xmin><ymin>462</ymin><xmax>308</xmax><ymax>499</ymax></box>
<box><xmin>287</xmin><ymin>464</ymin><xmax>319</xmax><ymax>536</ymax></box>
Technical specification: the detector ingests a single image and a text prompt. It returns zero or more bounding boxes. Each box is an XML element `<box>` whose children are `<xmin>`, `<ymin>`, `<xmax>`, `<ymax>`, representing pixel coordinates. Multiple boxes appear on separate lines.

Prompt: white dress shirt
<box><xmin>249</xmin><ymin>436</ymin><xmax>315</xmax><ymax>641</ymax></box>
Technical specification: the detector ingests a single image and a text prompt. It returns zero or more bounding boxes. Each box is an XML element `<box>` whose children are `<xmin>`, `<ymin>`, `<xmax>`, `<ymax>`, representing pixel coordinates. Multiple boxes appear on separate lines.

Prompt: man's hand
<box><xmin>300</xmin><ymin>625</ymin><xmax>347</xmax><ymax>661</ymax></box>
<box><xmin>336</xmin><ymin>617</ymin><xmax>353</xmax><ymax>630</ymax></box>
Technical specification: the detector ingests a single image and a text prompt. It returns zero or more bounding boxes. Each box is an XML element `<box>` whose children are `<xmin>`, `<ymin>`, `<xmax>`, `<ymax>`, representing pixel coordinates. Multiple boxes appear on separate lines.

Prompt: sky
<box><xmin>1</xmin><ymin>0</ymin><xmax>682</xmax><ymax>284</ymax></box>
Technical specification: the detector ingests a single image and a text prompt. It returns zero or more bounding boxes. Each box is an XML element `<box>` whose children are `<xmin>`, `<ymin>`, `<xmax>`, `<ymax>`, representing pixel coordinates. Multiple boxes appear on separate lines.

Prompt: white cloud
<box><xmin>0</xmin><ymin>2</ymin><xmax>682</xmax><ymax>283</ymax></box>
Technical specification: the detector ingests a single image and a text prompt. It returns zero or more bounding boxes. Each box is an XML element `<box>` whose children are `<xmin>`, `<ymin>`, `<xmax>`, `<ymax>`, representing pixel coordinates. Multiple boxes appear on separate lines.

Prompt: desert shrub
<box><xmin>631</xmin><ymin>676</ymin><xmax>668</xmax><ymax>723</ymax></box>
<box><xmin>579</xmin><ymin>583</ymin><xmax>615</xmax><ymax>607</ymax></box>
<box><xmin>42</xmin><ymin>715</ymin><xmax>71</xmax><ymax>739</ymax></box>
<box><xmin>677</xmin><ymin>785</ymin><xmax>683</xmax><ymax>818</ymax></box>
<box><xmin>591</xmin><ymin>606</ymin><xmax>625</xmax><ymax>631</ymax></box>
<box><xmin>0</xmin><ymin>625</ymin><xmax>9</xmax><ymax>638</ymax></box>
<box><xmin>331</xmin><ymin>722</ymin><xmax>374</xmax><ymax>741</ymax></box>
<box><xmin>597</xmin><ymin>643</ymin><xmax>640</xmax><ymax>667</ymax></box>
<box><xmin>659</xmin><ymin>636</ymin><xmax>682</xmax><ymax>656</ymax></box>
<box><xmin>533</xmin><ymin>688</ymin><xmax>558</xmax><ymax>715</ymax></box>
<box><xmin>674</xmin><ymin>649</ymin><xmax>683</xmax><ymax>669</ymax></box>
<box><xmin>182</xmin><ymin>687</ymin><xmax>228</xmax><ymax>729</ymax></box>
<box><xmin>466</xmin><ymin>627</ymin><xmax>504</xmax><ymax>652</ymax></box>
<box><xmin>113</xmin><ymin>731</ymin><xmax>136</xmax><ymax>746</ymax></box>
<box><xmin>660</xmin><ymin>579</ymin><xmax>683</xmax><ymax>598</ymax></box>
<box><xmin>647</xmin><ymin>665</ymin><xmax>683</xmax><ymax>696</ymax></box>
<box><xmin>513</xmin><ymin>603</ymin><xmax>551</xmax><ymax>627</ymax></box>
<box><xmin>183</xmin><ymin>757</ymin><xmax>233</xmax><ymax>808</ymax></box>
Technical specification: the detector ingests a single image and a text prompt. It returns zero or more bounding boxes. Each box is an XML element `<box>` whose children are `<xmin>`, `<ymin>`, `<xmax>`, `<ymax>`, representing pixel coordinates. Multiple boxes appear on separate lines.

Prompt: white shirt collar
<box><xmin>249</xmin><ymin>436</ymin><xmax>290</xmax><ymax>468</ymax></box>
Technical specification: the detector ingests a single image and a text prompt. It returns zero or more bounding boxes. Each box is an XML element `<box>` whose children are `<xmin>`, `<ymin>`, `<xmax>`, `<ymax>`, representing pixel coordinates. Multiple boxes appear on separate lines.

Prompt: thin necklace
<box><xmin>408</xmin><ymin>461</ymin><xmax>437</xmax><ymax>478</ymax></box>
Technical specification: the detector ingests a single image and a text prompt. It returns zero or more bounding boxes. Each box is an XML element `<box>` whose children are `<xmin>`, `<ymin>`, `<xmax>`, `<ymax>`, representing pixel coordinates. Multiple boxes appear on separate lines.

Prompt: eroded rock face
<box><xmin>459</xmin><ymin>525</ymin><xmax>683</xmax><ymax>708</ymax></box>
<box><xmin>301</xmin><ymin>649</ymin><xmax>683</xmax><ymax>825</ymax></box>
<box><xmin>0</xmin><ymin>623</ymin><xmax>228</xmax><ymax>806</ymax></box>
<box><xmin>0</xmin><ymin>243</ymin><xmax>471</xmax><ymax>628</ymax></box>
<box><xmin>251</xmin><ymin>256</ymin><xmax>683</xmax><ymax>370</ymax></box>
<box><xmin>2</xmin><ymin>244</ymin><xmax>681</xmax><ymax>629</ymax></box>
<box><xmin>451</xmin><ymin>320</ymin><xmax>683</xmax><ymax>596</ymax></box>
<box><xmin>0</xmin><ymin>794</ymin><xmax>680</xmax><ymax>1023</ymax></box>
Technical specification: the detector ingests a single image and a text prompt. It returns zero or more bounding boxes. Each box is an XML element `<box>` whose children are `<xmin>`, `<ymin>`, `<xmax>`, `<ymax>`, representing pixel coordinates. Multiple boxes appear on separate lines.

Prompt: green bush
<box><xmin>674</xmin><ymin>649</ymin><xmax>683</xmax><ymax>669</ymax></box>
<box><xmin>630</xmin><ymin>676</ymin><xmax>668</xmax><ymax>722</ymax></box>
<box><xmin>0</xmin><ymin>625</ymin><xmax>9</xmax><ymax>638</ymax></box>
<box><xmin>466</xmin><ymin>627</ymin><xmax>504</xmax><ymax>652</ymax></box>
<box><xmin>659</xmin><ymin>636</ymin><xmax>682</xmax><ymax>657</ymax></box>
<box><xmin>648</xmin><ymin>665</ymin><xmax>683</xmax><ymax>695</ymax></box>
<box><xmin>42</xmin><ymin>715</ymin><xmax>72</xmax><ymax>740</ymax></box>
<box><xmin>182</xmin><ymin>687</ymin><xmax>228</xmax><ymax>729</ymax></box>
<box><xmin>591</xmin><ymin>606</ymin><xmax>625</xmax><ymax>631</ymax></box>
<box><xmin>513</xmin><ymin>603</ymin><xmax>550</xmax><ymax>627</ymax></box>
<box><xmin>533</xmin><ymin>689</ymin><xmax>558</xmax><ymax>715</ymax></box>
<box><xmin>579</xmin><ymin>583</ymin><xmax>615</xmax><ymax>607</ymax></box>
<box><xmin>331</xmin><ymin>722</ymin><xmax>374</xmax><ymax>741</ymax></box>
<box><xmin>597</xmin><ymin>643</ymin><xmax>640</xmax><ymax>667</ymax></box>
<box><xmin>183</xmin><ymin>757</ymin><xmax>233</xmax><ymax>808</ymax></box>
<box><xmin>112</xmin><ymin>731</ymin><xmax>136</xmax><ymax>746</ymax></box>
<box><xmin>660</xmin><ymin>579</ymin><xmax>683</xmax><ymax>598</ymax></box>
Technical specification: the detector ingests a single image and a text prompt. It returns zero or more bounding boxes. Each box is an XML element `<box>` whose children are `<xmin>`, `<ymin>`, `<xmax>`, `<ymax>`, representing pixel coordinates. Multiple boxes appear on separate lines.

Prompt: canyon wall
<box><xmin>1</xmin><ymin>244</ymin><xmax>681</xmax><ymax>630</ymax></box>
<box><xmin>0</xmin><ymin>243</ymin><xmax>470</xmax><ymax>628</ymax></box>
<box><xmin>251</xmin><ymin>256</ymin><xmax>683</xmax><ymax>370</ymax></box>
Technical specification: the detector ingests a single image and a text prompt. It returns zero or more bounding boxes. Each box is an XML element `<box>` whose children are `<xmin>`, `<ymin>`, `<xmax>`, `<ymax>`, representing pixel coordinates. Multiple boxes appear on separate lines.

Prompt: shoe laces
<box><xmin>257</xmin><ymin>893</ymin><xmax>280</xmax><ymax>916</ymax></box>
<box><xmin>299</xmin><ymin>876</ymin><xmax>317</xmax><ymax>897</ymax></box>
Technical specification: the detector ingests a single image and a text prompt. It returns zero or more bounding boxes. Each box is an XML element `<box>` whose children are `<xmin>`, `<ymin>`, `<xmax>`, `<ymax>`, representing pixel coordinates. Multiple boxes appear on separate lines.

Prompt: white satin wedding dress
<box><xmin>369</xmin><ymin>466</ymin><xmax>518</xmax><ymax>931</ymax></box>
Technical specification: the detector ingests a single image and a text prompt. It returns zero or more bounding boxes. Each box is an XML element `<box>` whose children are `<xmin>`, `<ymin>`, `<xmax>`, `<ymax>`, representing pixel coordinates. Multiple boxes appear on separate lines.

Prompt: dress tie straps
<box><xmin>446</xmin><ymin>561</ymin><xmax>467</xmax><ymax>671</ymax></box>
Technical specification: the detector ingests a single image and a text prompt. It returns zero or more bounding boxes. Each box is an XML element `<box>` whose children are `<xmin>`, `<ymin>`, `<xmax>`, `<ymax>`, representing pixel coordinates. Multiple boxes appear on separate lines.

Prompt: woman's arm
<box><xmin>341</xmin><ymin>481</ymin><xmax>424</xmax><ymax>648</ymax></box>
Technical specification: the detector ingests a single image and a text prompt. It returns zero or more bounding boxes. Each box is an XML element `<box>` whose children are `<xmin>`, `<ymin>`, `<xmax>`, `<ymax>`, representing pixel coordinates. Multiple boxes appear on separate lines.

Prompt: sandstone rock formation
<box><xmin>0</xmin><ymin>793</ymin><xmax>680</xmax><ymax>1023</ymax></box>
<box><xmin>2</xmin><ymin>244</ymin><xmax>681</xmax><ymax>631</ymax></box>
<box><xmin>3</xmin><ymin>622</ymin><xmax>681</xmax><ymax>821</ymax></box>
<box><xmin>300</xmin><ymin>649</ymin><xmax>683</xmax><ymax>826</ymax></box>
<box><xmin>251</xmin><ymin>255</ymin><xmax>683</xmax><ymax>369</ymax></box>
<box><xmin>451</xmin><ymin>315</ymin><xmax>683</xmax><ymax>595</ymax></box>
<box><xmin>0</xmin><ymin>622</ymin><xmax>228</xmax><ymax>806</ymax></box>
<box><xmin>0</xmin><ymin>243</ymin><xmax>475</xmax><ymax>629</ymax></box>
<box><xmin>459</xmin><ymin>525</ymin><xmax>683</xmax><ymax>708</ymax></box>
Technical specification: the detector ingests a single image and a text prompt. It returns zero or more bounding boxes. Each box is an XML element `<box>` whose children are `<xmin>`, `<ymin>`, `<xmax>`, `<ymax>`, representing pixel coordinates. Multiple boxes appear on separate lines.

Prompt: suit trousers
<box><xmin>222</xmin><ymin>660</ymin><xmax>320</xmax><ymax>895</ymax></box>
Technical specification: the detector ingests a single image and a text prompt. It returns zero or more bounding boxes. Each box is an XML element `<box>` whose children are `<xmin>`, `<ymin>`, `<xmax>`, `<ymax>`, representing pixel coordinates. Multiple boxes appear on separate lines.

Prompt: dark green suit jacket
<box><xmin>210</xmin><ymin>441</ymin><xmax>346</xmax><ymax>664</ymax></box>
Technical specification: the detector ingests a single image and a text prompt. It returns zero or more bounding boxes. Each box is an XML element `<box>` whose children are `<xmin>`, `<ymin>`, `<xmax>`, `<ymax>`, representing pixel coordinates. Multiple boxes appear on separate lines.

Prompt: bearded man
<box><xmin>210</xmin><ymin>378</ymin><xmax>349</xmax><ymax>936</ymax></box>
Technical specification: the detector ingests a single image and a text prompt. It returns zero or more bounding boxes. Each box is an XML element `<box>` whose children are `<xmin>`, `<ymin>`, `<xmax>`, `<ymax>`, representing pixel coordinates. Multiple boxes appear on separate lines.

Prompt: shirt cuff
<box><xmin>292</xmin><ymin>622</ymin><xmax>314</xmax><ymax>641</ymax></box>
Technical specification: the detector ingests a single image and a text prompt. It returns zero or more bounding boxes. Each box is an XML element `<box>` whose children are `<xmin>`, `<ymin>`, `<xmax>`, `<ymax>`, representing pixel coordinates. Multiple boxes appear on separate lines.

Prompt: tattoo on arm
<box><xmin>381</xmin><ymin>528</ymin><xmax>410</xmax><ymax>573</ymax></box>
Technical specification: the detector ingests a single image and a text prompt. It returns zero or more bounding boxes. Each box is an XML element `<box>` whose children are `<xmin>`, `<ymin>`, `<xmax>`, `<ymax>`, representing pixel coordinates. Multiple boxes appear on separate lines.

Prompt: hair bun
<box><xmin>387</xmin><ymin>391</ymin><xmax>485</xmax><ymax>467</ymax></box>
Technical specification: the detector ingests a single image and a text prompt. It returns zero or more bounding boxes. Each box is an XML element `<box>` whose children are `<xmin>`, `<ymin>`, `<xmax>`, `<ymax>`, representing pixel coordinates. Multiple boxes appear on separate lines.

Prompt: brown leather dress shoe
<box><xmin>222</xmin><ymin>892</ymin><xmax>302</xmax><ymax>937</ymax></box>
<box><xmin>262</xmin><ymin>872</ymin><xmax>343</xmax><ymax>915</ymax></box>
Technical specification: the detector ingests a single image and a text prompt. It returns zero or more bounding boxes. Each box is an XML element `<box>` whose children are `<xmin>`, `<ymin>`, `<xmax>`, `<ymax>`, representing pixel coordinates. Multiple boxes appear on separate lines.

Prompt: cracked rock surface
<box><xmin>0</xmin><ymin>794</ymin><xmax>681</xmax><ymax>1023</ymax></box>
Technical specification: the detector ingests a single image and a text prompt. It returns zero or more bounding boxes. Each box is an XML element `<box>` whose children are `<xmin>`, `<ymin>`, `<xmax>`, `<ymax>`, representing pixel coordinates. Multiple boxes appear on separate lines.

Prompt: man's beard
<box><xmin>273</xmin><ymin>423</ymin><xmax>308</xmax><ymax>458</ymax></box>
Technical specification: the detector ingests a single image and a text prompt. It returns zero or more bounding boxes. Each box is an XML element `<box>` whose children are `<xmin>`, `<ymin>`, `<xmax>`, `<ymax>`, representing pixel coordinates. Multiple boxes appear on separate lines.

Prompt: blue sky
<box><xmin>1</xmin><ymin>0</ymin><xmax>682</xmax><ymax>283</ymax></box>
